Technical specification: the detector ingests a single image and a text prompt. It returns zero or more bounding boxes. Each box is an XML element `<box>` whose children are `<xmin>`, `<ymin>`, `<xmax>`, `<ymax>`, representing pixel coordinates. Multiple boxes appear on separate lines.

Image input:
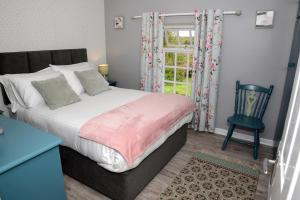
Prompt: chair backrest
<box><xmin>234</xmin><ymin>81</ymin><xmax>274</xmax><ymax>120</ymax></box>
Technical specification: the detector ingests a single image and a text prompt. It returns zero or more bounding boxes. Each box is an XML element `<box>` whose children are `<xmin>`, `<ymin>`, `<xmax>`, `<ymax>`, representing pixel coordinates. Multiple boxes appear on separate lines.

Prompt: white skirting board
<box><xmin>214</xmin><ymin>128</ymin><xmax>278</xmax><ymax>147</ymax></box>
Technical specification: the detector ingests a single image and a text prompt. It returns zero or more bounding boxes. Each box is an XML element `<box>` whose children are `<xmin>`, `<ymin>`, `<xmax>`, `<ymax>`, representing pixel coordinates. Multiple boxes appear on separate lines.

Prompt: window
<box><xmin>163</xmin><ymin>26</ymin><xmax>195</xmax><ymax>96</ymax></box>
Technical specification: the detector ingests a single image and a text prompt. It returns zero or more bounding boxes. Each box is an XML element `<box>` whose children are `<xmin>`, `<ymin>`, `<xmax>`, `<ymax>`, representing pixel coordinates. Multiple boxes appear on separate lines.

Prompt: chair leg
<box><xmin>221</xmin><ymin>124</ymin><xmax>236</xmax><ymax>150</ymax></box>
<box><xmin>253</xmin><ymin>129</ymin><xmax>260</xmax><ymax>160</ymax></box>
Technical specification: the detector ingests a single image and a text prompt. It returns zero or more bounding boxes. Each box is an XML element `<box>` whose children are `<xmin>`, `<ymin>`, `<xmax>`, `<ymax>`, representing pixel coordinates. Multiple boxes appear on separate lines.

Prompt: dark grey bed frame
<box><xmin>0</xmin><ymin>48</ymin><xmax>188</xmax><ymax>200</ymax></box>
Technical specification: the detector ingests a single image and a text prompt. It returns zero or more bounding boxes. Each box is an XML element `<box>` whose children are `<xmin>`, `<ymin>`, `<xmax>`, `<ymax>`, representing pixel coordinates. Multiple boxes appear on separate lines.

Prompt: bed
<box><xmin>0</xmin><ymin>48</ymin><xmax>191</xmax><ymax>200</ymax></box>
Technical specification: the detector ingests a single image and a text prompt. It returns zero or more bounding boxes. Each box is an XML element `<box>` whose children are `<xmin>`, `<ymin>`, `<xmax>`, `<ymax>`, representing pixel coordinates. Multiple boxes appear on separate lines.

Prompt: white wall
<box><xmin>0</xmin><ymin>0</ymin><xmax>106</xmax><ymax>112</ymax></box>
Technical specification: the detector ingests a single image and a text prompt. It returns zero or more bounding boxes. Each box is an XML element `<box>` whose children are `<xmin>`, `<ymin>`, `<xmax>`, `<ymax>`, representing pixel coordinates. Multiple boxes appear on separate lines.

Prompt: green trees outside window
<box><xmin>163</xmin><ymin>28</ymin><xmax>194</xmax><ymax>96</ymax></box>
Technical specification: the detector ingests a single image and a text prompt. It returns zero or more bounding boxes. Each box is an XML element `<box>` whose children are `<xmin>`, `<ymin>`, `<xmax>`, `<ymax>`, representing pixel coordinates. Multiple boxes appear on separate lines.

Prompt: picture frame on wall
<box><xmin>114</xmin><ymin>16</ymin><xmax>124</xmax><ymax>29</ymax></box>
<box><xmin>255</xmin><ymin>10</ymin><xmax>275</xmax><ymax>28</ymax></box>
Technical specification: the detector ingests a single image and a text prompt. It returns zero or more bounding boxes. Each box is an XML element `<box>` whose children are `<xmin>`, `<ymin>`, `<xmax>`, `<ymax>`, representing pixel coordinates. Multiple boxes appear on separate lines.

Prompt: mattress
<box><xmin>16</xmin><ymin>87</ymin><xmax>193</xmax><ymax>172</ymax></box>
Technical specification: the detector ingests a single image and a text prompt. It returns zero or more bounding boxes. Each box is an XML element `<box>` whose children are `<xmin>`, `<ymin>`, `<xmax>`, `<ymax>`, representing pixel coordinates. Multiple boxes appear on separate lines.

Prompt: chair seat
<box><xmin>227</xmin><ymin>115</ymin><xmax>265</xmax><ymax>129</ymax></box>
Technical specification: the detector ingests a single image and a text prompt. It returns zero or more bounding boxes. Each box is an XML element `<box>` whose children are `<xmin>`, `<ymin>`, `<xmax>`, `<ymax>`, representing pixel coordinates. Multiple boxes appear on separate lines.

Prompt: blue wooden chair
<box><xmin>221</xmin><ymin>81</ymin><xmax>274</xmax><ymax>159</ymax></box>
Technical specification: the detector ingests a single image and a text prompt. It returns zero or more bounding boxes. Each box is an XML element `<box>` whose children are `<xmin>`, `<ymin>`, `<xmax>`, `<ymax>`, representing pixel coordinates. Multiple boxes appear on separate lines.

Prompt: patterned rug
<box><xmin>160</xmin><ymin>152</ymin><xmax>259</xmax><ymax>200</ymax></box>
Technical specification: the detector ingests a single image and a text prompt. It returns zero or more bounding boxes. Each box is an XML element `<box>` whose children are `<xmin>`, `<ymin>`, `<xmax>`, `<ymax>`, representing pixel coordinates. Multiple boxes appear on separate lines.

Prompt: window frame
<box><xmin>162</xmin><ymin>25</ymin><xmax>195</xmax><ymax>96</ymax></box>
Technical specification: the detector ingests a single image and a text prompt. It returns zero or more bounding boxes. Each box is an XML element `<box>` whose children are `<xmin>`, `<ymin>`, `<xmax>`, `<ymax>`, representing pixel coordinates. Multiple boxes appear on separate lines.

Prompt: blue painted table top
<box><xmin>0</xmin><ymin>115</ymin><xmax>61</xmax><ymax>174</ymax></box>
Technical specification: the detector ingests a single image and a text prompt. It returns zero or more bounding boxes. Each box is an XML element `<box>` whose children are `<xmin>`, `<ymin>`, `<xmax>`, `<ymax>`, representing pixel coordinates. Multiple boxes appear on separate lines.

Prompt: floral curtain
<box><xmin>191</xmin><ymin>9</ymin><xmax>224</xmax><ymax>132</ymax></box>
<box><xmin>140</xmin><ymin>12</ymin><xmax>164</xmax><ymax>92</ymax></box>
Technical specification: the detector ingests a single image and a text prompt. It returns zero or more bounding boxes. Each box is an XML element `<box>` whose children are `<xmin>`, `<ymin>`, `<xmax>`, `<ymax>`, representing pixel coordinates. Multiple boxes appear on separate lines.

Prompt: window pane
<box><xmin>191</xmin><ymin>31</ymin><xmax>195</xmax><ymax>45</ymax></box>
<box><xmin>177</xmin><ymin>53</ymin><xmax>188</xmax><ymax>67</ymax></box>
<box><xmin>164</xmin><ymin>68</ymin><xmax>174</xmax><ymax>81</ymax></box>
<box><xmin>179</xmin><ymin>30</ymin><xmax>190</xmax><ymax>37</ymax></box>
<box><xmin>189</xmin><ymin>54</ymin><xmax>193</xmax><ymax>67</ymax></box>
<box><xmin>166</xmin><ymin>31</ymin><xmax>178</xmax><ymax>46</ymax></box>
<box><xmin>176</xmin><ymin>84</ymin><xmax>187</xmax><ymax>95</ymax></box>
<box><xmin>188</xmin><ymin>69</ymin><xmax>193</xmax><ymax>79</ymax></box>
<box><xmin>179</xmin><ymin>30</ymin><xmax>191</xmax><ymax>46</ymax></box>
<box><xmin>164</xmin><ymin>82</ymin><xmax>174</xmax><ymax>94</ymax></box>
<box><xmin>165</xmin><ymin>52</ymin><xmax>175</xmax><ymax>66</ymax></box>
<box><xmin>176</xmin><ymin>69</ymin><xmax>187</xmax><ymax>82</ymax></box>
<box><xmin>163</xmin><ymin>33</ymin><xmax>167</xmax><ymax>47</ymax></box>
<box><xmin>187</xmin><ymin>73</ymin><xmax>192</xmax><ymax>96</ymax></box>
<box><xmin>179</xmin><ymin>37</ymin><xmax>191</xmax><ymax>46</ymax></box>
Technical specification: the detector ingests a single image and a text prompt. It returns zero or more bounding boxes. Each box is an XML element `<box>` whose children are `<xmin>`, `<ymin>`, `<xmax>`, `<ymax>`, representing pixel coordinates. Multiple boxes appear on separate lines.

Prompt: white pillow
<box><xmin>50</xmin><ymin>62</ymin><xmax>105</xmax><ymax>94</ymax></box>
<box><xmin>0</xmin><ymin>67</ymin><xmax>55</xmax><ymax>112</ymax></box>
<box><xmin>0</xmin><ymin>76</ymin><xmax>25</xmax><ymax>112</ymax></box>
<box><xmin>2</xmin><ymin>69</ymin><xmax>61</xmax><ymax>110</ymax></box>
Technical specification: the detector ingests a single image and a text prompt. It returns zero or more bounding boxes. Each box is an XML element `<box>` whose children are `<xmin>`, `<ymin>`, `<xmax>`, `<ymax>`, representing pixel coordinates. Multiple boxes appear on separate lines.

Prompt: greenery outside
<box><xmin>163</xmin><ymin>29</ymin><xmax>194</xmax><ymax>96</ymax></box>
<box><xmin>164</xmin><ymin>79</ymin><xmax>192</xmax><ymax>96</ymax></box>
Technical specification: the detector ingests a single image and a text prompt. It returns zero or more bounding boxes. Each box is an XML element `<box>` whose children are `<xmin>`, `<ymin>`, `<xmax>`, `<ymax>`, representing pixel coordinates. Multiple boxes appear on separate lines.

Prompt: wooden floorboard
<box><xmin>64</xmin><ymin>130</ymin><xmax>273</xmax><ymax>200</ymax></box>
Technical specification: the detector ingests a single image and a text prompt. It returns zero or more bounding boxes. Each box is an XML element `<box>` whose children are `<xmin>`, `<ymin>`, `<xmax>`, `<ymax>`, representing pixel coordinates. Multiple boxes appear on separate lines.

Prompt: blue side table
<box><xmin>0</xmin><ymin>116</ymin><xmax>66</xmax><ymax>200</ymax></box>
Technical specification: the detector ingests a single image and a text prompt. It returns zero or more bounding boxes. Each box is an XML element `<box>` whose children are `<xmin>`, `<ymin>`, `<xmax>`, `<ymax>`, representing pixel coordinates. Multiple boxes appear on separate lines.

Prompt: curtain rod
<box><xmin>131</xmin><ymin>10</ymin><xmax>242</xmax><ymax>19</ymax></box>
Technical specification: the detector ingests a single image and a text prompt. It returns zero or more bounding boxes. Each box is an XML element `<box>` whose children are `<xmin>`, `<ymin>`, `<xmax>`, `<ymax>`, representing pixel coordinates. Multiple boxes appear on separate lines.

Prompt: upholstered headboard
<box><xmin>0</xmin><ymin>48</ymin><xmax>88</xmax><ymax>105</ymax></box>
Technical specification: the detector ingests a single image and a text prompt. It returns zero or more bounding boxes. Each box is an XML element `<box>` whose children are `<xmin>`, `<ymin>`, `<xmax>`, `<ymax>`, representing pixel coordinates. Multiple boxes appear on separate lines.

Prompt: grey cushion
<box><xmin>74</xmin><ymin>69</ymin><xmax>110</xmax><ymax>96</ymax></box>
<box><xmin>31</xmin><ymin>75</ymin><xmax>81</xmax><ymax>109</ymax></box>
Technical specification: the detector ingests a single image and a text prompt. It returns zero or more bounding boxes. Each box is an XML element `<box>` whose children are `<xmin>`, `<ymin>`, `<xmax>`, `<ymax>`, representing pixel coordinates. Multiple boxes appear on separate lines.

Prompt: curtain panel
<box><xmin>140</xmin><ymin>12</ymin><xmax>164</xmax><ymax>92</ymax></box>
<box><xmin>191</xmin><ymin>9</ymin><xmax>224</xmax><ymax>132</ymax></box>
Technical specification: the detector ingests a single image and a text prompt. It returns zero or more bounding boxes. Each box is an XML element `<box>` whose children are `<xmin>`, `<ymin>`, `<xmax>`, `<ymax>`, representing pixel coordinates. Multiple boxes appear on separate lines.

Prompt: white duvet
<box><xmin>16</xmin><ymin>87</ymin><xmax>193</xmax><ymax>172</ymax></box>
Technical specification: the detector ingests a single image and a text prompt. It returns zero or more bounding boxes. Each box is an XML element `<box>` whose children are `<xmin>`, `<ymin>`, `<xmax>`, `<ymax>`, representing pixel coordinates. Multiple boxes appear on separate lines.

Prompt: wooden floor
<box><xmin>64</xmin><ymin>130</ymin><xmax>273</xmax><ymax>200</ymax></box>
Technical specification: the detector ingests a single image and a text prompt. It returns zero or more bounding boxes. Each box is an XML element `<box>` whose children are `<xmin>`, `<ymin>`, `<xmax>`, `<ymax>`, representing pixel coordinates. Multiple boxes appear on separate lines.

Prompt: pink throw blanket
<box><xmin>80</xmin><ymin>93</ymin><xmax>196</xmax><ymax>166</ymax></box>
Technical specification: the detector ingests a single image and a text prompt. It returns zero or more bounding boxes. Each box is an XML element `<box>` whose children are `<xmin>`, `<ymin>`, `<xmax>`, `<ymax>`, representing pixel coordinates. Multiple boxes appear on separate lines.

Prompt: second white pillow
<box><xmin>50</xmin><ymin>62</ymin><xmax>96</xmax><ymax>94</ymax></box>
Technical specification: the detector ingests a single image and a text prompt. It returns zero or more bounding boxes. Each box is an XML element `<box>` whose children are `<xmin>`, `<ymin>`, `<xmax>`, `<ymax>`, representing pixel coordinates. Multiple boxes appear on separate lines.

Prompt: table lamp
<box><xmin>98</xmin><ymin>64</ymin><xmax>109</xmax><ymax>79</ymax></box>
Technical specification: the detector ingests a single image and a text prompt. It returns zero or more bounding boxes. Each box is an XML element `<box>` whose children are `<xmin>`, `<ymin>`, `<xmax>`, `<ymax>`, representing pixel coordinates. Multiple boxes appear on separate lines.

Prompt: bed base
<box><xmin>59</xmin><ymin>124</ymin><xmax>187</xmax><ymax>200</ymax></box>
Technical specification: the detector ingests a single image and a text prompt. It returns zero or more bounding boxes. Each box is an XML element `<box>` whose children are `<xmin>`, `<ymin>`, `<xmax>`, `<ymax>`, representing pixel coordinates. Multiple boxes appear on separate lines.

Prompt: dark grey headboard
<box><xmin>0</xmin><ymin>48</ymin><xmax>88</xmax><ymax>105</ymax></box>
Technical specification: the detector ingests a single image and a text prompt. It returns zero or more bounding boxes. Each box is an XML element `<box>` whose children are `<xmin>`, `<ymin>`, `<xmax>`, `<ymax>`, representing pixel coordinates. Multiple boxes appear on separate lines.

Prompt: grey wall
<box><xmin>105</xmin><ymin>0</ymin><xmax>299</xmax><ymax>140</ymax></box>
<box><xmin>0</xmin><ymin>0</ymin><xmax>106</xmax><ymax>113</ymax></box>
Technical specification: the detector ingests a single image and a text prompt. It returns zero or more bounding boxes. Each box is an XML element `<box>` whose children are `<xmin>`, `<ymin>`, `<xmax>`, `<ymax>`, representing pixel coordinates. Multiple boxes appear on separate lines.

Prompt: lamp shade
<box><xmin>98</xmin><ymin>64</ymin><xmax>109</xmax><ymax>76</ymax></box>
